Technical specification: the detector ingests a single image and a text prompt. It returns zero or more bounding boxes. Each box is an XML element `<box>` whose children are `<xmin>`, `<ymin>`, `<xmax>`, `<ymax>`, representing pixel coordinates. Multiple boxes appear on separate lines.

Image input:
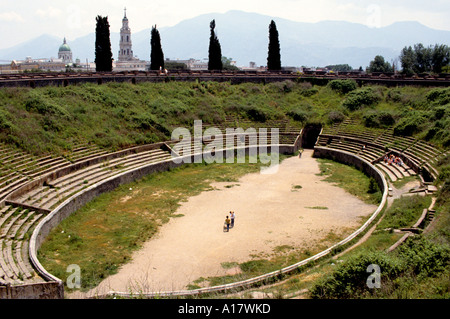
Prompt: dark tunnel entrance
<box><xmin>301</xmin><ymin>123</ymin><xmax>323</xmax><ymax>149</ymax></box>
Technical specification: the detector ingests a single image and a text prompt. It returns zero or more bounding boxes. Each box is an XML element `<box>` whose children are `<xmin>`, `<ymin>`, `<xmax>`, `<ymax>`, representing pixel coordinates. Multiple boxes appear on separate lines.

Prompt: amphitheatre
<box><xmin>0</xmin><ymin>72</ymin><xmax>448</xmax><ymax>299</ymax></box>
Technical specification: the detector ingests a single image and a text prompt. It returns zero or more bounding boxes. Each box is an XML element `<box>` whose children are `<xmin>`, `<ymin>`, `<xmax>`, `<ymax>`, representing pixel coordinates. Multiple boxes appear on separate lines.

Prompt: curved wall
<box><xmin>29</xmin><ymin>144</ymin><xmax>387</xmax><ymax>298</ymax></box>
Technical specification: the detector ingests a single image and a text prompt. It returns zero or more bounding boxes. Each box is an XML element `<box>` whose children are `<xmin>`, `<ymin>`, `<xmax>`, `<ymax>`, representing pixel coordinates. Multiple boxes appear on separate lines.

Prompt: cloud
<box><xmin>0</xmin><ymin>11</ymin><xmax>25</xmax><ymax>23</ymax></box>
<box><xmin>36</xmin><ymin>6</ymin><xmax>62</xmax><ymax>19</ymax></box>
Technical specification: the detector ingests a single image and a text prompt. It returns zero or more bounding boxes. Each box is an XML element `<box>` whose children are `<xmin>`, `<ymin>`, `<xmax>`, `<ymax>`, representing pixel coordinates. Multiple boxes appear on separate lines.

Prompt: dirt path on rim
<box><xmin>77</xmin><ymin>149</ymin><xmax>377</xmax><ymax>297</ymax></box>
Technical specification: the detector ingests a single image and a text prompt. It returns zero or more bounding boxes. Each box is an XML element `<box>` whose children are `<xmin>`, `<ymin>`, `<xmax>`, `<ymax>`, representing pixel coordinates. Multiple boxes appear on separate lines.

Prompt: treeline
<box><xmin>94</xmin><ymin>15</ymin><xmax>282</xmax><ymax>72</ymax></box>
<box><xmin>367</xmin><ymin>43</ymin><xmax>450</xmax><ymax>75</ymax></box>
<box><xmin>400</xmin><ymin>43</ymin><xmax>450</xmax><ymax>75</ymax></box>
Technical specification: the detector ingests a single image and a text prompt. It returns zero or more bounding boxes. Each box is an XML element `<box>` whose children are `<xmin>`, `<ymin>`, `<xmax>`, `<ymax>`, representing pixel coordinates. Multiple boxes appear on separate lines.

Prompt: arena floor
<box><xmin>76</xmin><ymin>149</ymin><xmax>377</xmax><ymax>297</ymax></box>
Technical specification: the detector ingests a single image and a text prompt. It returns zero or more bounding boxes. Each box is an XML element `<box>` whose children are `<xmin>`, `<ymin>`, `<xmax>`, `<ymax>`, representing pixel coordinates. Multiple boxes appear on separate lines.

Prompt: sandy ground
<box><xmin>79</xmin><ymin>149</ymin><xmax>377</xmax><ymax>297</ymax></box>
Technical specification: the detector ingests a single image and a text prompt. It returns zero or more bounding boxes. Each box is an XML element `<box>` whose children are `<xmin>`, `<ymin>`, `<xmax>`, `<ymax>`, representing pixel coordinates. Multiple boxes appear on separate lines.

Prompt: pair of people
<box><xmin>384</xmin><ymin>154</ymin><xmax>404</xmax><ymax>167</ymax></box>
<box><xmin>224</xmin><ymin>211</ymin><xmax>235</xmax><ymax>232</ymax></box>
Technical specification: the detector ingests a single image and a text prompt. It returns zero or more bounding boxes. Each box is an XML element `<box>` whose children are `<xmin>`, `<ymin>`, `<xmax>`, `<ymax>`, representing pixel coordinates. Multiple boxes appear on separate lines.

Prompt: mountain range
<box><xmin>1</xmin><ymin>10</ymin><xmax>449</xmax><ymax>69</ymax></box>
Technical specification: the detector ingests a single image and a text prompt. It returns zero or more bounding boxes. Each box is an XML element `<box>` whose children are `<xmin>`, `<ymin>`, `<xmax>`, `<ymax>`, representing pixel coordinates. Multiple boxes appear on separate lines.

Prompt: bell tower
<box><xmin>118</xmin><ymin>8</ymin><xmax>134</xmax><ymax>61</ymax></box>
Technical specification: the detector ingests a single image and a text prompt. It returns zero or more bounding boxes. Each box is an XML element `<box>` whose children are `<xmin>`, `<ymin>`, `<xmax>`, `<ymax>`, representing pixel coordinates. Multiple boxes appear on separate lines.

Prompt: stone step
<box><xmin>50</xmin><ymin>148</ymin><xmax>166</xmax><ymax>187</ymax></box>
<box><xmin>376</xmin><ymin>163</ymin><xmax>398</xmax><ymax>182</ymax></box>
<box><xmin>5</xmin><ymin>240</ymin><xmax>22</xmax><ymax>279</ymax></box>
<box><xmin>0</xmin><ymin>239</ymin><xmax>15</xmax><ymax>279</ymax></box>
<box><xmin>14</xmin><ymin>240</ymin><xmax>33</xmax><ymax>279</ymax></box>
<box><xmin>0</xmin><ymin>207</ymin><xmax>19</xmax><ymax>235</ymax></box>
<box><xmin>0</xmin><ymin>209</ymin><xmax>25</xmax><ymax>239</ymax></box>
<box><xmin>35</xmin><ymin>151</ymin><xmax>173</xmax><ymax>210</ymax></box>
<box><xmin>8</xmin><ymin>211</ymin><xmax>35</xmax><ymax>240</ymax></box>
<box><xmin>17</xmin><ymin>213</ymin><xmax>43</xmax><ymax>241</ymax></box>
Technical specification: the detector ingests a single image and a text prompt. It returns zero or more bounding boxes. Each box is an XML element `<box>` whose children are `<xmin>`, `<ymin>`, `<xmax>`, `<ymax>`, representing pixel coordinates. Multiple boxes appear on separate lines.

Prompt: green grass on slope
<box><xmin>1</xmin><ymin>81</ymin><xmax>448</xmax><ymax>156</ymax></box>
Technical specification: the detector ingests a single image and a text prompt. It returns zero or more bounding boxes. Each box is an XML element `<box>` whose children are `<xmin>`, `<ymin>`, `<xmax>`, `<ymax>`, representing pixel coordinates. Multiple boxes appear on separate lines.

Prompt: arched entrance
<box><xmin>301</xmin><ymin>123</ymin><xmax>322</xmax><ymax>149</ymax></box>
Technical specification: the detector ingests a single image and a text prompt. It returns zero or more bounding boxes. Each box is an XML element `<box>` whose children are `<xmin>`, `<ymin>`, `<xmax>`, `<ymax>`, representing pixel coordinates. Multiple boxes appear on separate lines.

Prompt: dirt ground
<box><xmin>79</xmin><ymin>149</ymin><xmax>377</xmax><ymax>297</ymax></box>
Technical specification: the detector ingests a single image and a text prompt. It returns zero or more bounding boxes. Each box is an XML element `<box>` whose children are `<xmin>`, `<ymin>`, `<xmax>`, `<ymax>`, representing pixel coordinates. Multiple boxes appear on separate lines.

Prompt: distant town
<box><xmin>0</xmin><ymin>10</ymin><xmax>326</xmax><ymax>75</ymax></box>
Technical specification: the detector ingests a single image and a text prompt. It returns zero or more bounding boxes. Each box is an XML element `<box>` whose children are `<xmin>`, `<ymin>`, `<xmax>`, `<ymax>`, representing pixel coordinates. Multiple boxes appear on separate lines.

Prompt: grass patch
<box><xmin>392</xmin><ymin>175</ymin><xmax>420</xmax><ymax>189</ymax></box>
<box><xmin>317</xmin><ymin>158</ymin><xmax>382</xmax><ymax>205</ymax></box>
<box><xmin>221</xmin><ymin>262</ymin><xmax>239</xmax><ymax>269</ymax></box>
<box><xmin>305</xmin><ymin>206</ymin><xmax>329</xmax><ymax>210</ymax></box>
<box><xmin>377</xmin><ymin>195</ymin><xmax>432</xmax><ymax>230</ymax></box>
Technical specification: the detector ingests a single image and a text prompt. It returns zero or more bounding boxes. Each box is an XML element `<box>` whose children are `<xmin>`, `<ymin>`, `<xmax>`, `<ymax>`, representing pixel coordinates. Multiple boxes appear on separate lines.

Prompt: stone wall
<box><xmin>26</xmin><ymin>143</ymin><xmax>388</xmax><ymax>299</ymax></box>
<box><xmin>1</xmin><ymin>73</ymin><xmax>450</xmax><ymax>88</ymax></box>
<box><xmin>0</xmin><ymin>282</ymin><xmax>63</xmax><ymax>299</ymax></box>
<box><xmin>107</xmin><ymin>146</ymin><xmax>389</xmax><ymax>298</ymax></box>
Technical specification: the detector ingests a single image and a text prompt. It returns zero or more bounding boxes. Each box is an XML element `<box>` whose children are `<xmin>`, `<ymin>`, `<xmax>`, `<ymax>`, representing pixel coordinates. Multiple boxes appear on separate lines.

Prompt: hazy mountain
<box><xmin>1</xmin><ymin>10</ymin><xmax>449</xmax><ymax>68</ymax></box>
<box><xmin>0</xmin><ymin>34</ymin><xmax>62</xmax><ymax>61</ymax></box>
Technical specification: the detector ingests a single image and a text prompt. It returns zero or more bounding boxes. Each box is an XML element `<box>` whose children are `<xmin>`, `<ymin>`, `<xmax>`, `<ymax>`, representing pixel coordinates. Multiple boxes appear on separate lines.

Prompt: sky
<box><xmin>1</xmin><ymin>0</ymin><xmax>450</xmax><ymax>50</ymax></box>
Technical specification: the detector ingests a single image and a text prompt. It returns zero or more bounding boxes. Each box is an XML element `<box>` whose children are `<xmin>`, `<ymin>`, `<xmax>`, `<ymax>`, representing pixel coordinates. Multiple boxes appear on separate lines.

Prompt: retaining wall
<box><xmin>1</xmin><ymin>73</ymin><xmax>450</xmax><ymax>89</ymax></box>
<box><xmin>27</xmin><ymin>144</ymin><xmax>386</xmax><ymax>298</ymax></box>
<box><xmin>104</xmin><ymin>146</ymin><xmax>387</xmax><ymax>298</ymax></box>
<box><xmin>106</xmin><ymin>146</ymin><xmax>388</xmax><ymax>298</ymax></box>
<box><xmin>0</xmin><ymin>282</ymin><xmax>63</xmax><ymax>299</ymax></box>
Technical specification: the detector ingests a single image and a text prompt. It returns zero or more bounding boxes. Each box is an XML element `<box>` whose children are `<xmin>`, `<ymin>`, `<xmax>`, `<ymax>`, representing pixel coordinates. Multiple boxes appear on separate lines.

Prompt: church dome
<box><xmin>59</xmin><ymin>38</ymin><xmax>71</xmax><ymax>52</ymax></box>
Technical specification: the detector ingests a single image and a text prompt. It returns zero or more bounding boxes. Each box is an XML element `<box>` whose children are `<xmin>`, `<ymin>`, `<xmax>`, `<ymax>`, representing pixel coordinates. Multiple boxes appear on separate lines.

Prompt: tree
<box><xmin>222</xmin><ymin>56</ymin><xmax>239</xmax><ymax>71</ymax></box>
<box><xmin>431</xmin><ymin>44</ymin><xmax>450</xmax><ymax>74</ymax></box>
<box><xmin>150</xmin><ymin>25</ymin><xmax>165</xmax><ymax>71</ymax></box>
<box><xmin>367</xmin><ymin>55</ymin><xmax>393</xmax><ymax>73</ymax></box>
<box><xmin>326</xmin><ymin>64</ymin><xmax>353</xmax><ymax>72</ymax></box>
<box><xmin>267</xmin><ymin>20</ymin><xmax>281</xmax><ymax>71</ymax></box>
<box><xmin>400</xmin><ymin>43</ymin><xmax>450</xmax><ymax>74</ymax></box>
<box><xmin>400</xmin><ymin>46</ymin><xmax>415</xmax><ymax>75</ymax></box>
<box><xmin>208</xmin><ymin>20</ymin><xmax>223</xmax><ymax>71</ymax></box>
<box><xmin>414</xmin><ymin>43</ymin><xmax>433</xmax><ymax>73</ymax></box>
<box><xmin>95</xmin><ymin>15</ymin><xmax>113</xmax><ymax>72</ymax></box>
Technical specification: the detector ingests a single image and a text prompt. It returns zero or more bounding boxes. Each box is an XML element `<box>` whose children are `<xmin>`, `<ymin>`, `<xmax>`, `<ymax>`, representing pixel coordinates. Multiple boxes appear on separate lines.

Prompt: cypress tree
<box><xmin>150</xmin><ymin>25</ymin><xmax>165</xmax><ymax>71</ymax></box>
<box><xmin>95</xmin><ymin>15</ymin><xmax>113</xmax><ymax>72</ymax></box>
<box><xmin>267</xmin><ymin>20</ymin><xmax>281</xmax><ymax>71</ymax></box>
<box><xmin>208</xmin><ymin>20</ymin><xmax>223</xmax><ymax>71</ymax></box>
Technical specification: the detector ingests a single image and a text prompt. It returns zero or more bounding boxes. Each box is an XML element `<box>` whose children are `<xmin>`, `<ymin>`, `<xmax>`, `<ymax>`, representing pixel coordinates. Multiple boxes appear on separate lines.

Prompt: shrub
<box><xmin>342</xmin><ymin>88</ymin><xmax>380</xmax><ymax>111</ymax></box>
<box><xmin>396</xmin><ymin>236</ymin><xmax>450</xmax><ymax>278</ymax></box>
<box><xmin>310</xmin><ymin>237</ymin><xmax>449</xmax><ymax>299</ymax></box>
<box><xmin>378</xmin><ymin>111</ymin><xmax>396</xmax><ymax>127</ymax></box>
<box><xmin>328</xmin><ymin>111</ymin><xmax>345</xmax><ymax>124</ymax></box>
<box><xmin>363</xmin><ymin>112</ymin><xmax>379</xmax><ymax>128</ymax></box>
<box><xmin>310</xmin><ymin>250</ymin><xmax>404</xmax><ymax>299</ymax></box>
<box><xmin>0</xmin><ymin>109</ymin><xmax>12</xmax><ymax>130</ymax></box>
<box><xmin>433</xmin><ymin>105</ymin><xmax>449</xmax><ymax>120</ymax></box>
<box><xmin>328</xmin><ymin>79</ymin><xmax>357</xmax><ymax>94</ymax></box>
<box><xmin>364</xmin><ymin>111</ymin><xmax>395</xmax><ymax>128</ymax></box>
<box><xmin>271</xmin><ymin>80</ymin><xmax>295</xmax><ymax>93</ymax></box>
<box><xmin>386</xmin><ymin>88</ymin><xmax>404</xmax><ymax>103</ymax></box>
<box><xmin>244</xmin><ymin>106</ymin><xmax>268</xmax><ymax>122</ymax></box>
<box><xmin>393</xmin><ymin>111</ymin><xmax>428</xmax><ymax>136</ymax></box>
<box><xmin>287</xmin><ymin>109</ymin><xmax>310</xmax><ymax>122</ymax></box>
<box><xmin>301</xmin><ymin>87</ymin><xmax>319</xmax><ymax>97</ymax></box>
<box><xmin>367</xmin><ymin>177</ymin><xmax>379</xmax><ymax>194</ymax></box>
<box><xmin>426</xmin><ymin>88</ymin><xmax>450</xmax><ymax>105</ymax></box>
<box><xmin>24</xmin><ymin>91</ymin><xmax>68</xmax><ymax>116</ymax></box>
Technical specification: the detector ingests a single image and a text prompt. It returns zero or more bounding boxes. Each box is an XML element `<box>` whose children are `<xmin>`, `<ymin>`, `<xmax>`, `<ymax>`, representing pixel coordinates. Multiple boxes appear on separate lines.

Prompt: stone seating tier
<box><xmin>16</xmin><ymin>148</ymin><xmax>173</xmax><ymax>211</ymax></box>
<box><xmin>319</xmin><ymin>120</ymin><xmax>445</xmax><ymax>183</ymax></box>
<box><xmin>0</xmin><ymin>205</ymin><xmax>46</xmax><ymax>285</ymax></box>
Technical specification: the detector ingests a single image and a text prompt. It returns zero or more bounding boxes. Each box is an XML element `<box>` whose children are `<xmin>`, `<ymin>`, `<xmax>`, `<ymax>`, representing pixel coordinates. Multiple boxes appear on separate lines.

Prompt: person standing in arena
<box><xmin>225</xmin><ymin>216</ymin><xmax>231</xmax><ymax>232</ymax></box>
<box><xmin>230</xmin><ymin>211</ymin><xmax>235</xmax><ymax>228</ymax></box>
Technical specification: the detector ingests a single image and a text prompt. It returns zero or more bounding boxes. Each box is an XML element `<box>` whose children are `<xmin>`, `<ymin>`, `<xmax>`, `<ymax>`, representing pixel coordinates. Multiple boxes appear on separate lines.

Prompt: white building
<box><xmin>58</xmin><ymin>38</ymin><xmax>73</xmax><ymax>65</ymax></box>
<box><xmin>115</xmin><ymin>8</ymin><xmax>147</xmax><ymax>71</ymax></box>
